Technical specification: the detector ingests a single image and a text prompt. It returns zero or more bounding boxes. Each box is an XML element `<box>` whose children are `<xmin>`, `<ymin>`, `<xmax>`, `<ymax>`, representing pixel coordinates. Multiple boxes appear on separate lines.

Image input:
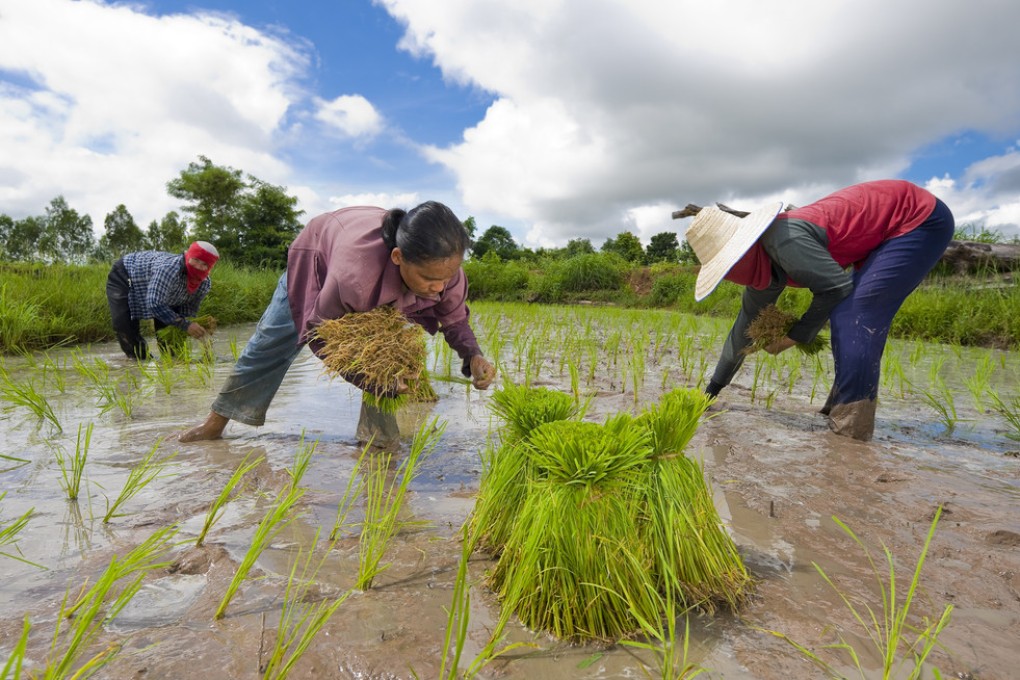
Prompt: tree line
<box><xmin>0</xmin><ymin>156</ymin><xmax>304</xmax><ymax>269</ymax></box>
<box><xmin>1</xmin><ymin>154</ymin><xmax>699</xmax><ymax>269</ymax></box>
<box><xmin>466</xmin><ymin>221</ymin><xmax>699</xmax><ymax>266</ymax></box>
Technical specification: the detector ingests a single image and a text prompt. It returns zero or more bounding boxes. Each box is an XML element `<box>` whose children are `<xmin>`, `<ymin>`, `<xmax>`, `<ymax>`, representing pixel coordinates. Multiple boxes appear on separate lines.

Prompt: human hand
<box><xmin>469</xmin><ymin>355</ymin><xmax>496</xmax><ymax>390</ymax></box>
<box><xmin>765</xmin><ymin>336</ymin><xmax>796</xmax><ymax>355</ymax></box>
<box><xmin>394</xmin><ymin>370</ymin><xmax>421</xmax><ymax>395</ymax></box>
<box><xmin>187</xmin><ymin>322</ymin><xmax>208</xmax><ymax>340</ymax></box>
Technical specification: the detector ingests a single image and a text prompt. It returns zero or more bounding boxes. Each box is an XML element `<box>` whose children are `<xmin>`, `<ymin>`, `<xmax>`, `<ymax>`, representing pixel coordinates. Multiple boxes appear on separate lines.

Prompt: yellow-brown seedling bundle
<box><xmin>314</xmin><ymin>306</ymin><xmax>428</xmax><ymax>399</ymax></box>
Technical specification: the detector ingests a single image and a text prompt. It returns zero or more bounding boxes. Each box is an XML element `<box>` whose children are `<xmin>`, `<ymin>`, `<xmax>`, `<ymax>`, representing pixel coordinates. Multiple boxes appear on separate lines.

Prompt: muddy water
<box><xmin>1</xmin><ymin>306</ymin><xmax>1018</xmax><ymax>679</ymax></box>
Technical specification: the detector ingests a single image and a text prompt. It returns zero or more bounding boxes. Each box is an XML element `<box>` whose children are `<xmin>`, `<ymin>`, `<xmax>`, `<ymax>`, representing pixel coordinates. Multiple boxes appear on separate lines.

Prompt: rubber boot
<box><xmin>827</xmin><ymin>399</ymin><xmax>877</xmax><ymax>441</ymax></box>
<box><xmin>819</xmin><ymin>385</ymin><xmax>837</xmax><ymax>416</ymax></box>
<box><xmin>356</xmin><ymin>400</ymin><xmax>401</xmax><ymax>450</ymax></box>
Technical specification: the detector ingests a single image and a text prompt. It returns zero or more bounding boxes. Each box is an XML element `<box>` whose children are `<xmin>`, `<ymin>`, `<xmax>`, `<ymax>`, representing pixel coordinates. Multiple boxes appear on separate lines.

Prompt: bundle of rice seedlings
<box><xmin>471</xmin><ymin>385</ymin><xmax>584</xmax><ymax>551</ymax></box>
<box><xmin>487</xmin><ymin>420</ymin><xmax>659</xmax><ymax>640</ymax></box>
<box><xmin>313</xmin><ymin>306</ymin><xmax>428</xmax><ymax>407</ymax></box>
<box><xmin>473</xmin><ymin>386</ymin><xmax>752</xmax><ymax>641</ymax></box>
<box><xmin>486</xmin><ymin>382</ymin><xmax>583</xmax><ymax>442</ymax></box>
<box><xmin>156</xmin><ymin>314</ymin><xmax>217</xmax><ymax>357</ymax></box>
<box><xmin>743</xmin><ymin>304</ymin><xmax>828</xmax><ymax>355</ymax></box>
<box><xmin>633</xmin><ymin>391</ymin><xmax>751</xmax><ymax>611</ymax></box>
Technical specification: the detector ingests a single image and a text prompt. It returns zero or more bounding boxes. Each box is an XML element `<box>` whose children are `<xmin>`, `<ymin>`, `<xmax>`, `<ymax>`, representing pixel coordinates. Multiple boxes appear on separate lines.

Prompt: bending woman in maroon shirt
<box><xmin>178</xmin><ymin>201</ymin><xmax>496</xmax><ymax>443</ymax></box>
<box><xmin>683</xmin><ymin>180</ymin><xmax>954</xmax><ymax>441</ymax></box>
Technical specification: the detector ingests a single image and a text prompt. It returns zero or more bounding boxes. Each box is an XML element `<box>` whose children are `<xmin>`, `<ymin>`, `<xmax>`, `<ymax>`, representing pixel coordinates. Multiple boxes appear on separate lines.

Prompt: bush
<box><xmin>550</xmin><ymin>253</ymin><xmax>625</xmax><ymax>294</ymax></box>
<box><xmin>463</xmin><ymin>254</ymin><xmax>533</xmax><ymax>301</ymax></box>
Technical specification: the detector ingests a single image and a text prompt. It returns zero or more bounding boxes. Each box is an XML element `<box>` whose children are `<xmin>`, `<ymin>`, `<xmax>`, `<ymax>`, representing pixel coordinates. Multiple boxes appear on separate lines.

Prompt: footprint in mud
<box><xmin>169</xmin><ymin>544</ymin><xmax>231</xmax><ymax>575</ymax></box>
<box><xmin>985</xmin><ymin>529</ymin><xmax>1020</xmax><ymax>547</ymax></box>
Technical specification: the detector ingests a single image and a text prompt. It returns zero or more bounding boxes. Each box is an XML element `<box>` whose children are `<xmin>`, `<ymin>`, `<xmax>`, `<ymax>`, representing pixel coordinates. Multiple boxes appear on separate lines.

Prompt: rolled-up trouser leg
<box><xmin>211</xmin><ymin>273</ymin><xmax>303</xmax><ymax>426</ymax></box>
<box><xmin>106</xmin><ymin>259</ymin><xmax>149</xmax><ymax>359</ymax></box>
<box><xmin>826</xmin><ymin>199</ymin><xmax>954</xmax><ymax>439</ymax></box>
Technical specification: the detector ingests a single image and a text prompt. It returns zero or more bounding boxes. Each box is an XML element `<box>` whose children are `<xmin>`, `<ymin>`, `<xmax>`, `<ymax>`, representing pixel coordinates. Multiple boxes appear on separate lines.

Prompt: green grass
<box><xmin>5</xmin><ymin>258</ymin><xmax>1016</xmax><ymax>357</ymax></box>
<box><xmin>0</xmin><ymin>261</ymin><xmax>279</xmax><ymax>354</ymax></box>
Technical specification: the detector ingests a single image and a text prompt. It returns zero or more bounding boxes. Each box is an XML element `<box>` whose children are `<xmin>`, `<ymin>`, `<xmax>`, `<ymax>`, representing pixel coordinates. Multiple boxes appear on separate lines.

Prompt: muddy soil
<box><xmin>1</xmin><ymin>311</ymin><xmax>1018</xmax><ymax>679</ymax></box>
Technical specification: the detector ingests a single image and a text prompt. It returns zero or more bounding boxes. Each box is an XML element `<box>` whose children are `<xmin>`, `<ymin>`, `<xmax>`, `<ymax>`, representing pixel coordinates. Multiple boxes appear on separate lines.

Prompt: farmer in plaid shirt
<box><xmin>106</xmin><ymin>241</ymin><xmax>219</xmax><ymax>359</ymax></box>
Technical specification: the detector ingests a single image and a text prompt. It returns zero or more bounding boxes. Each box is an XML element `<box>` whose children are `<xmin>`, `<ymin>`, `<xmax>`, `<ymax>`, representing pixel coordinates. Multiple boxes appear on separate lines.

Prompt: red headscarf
<box><xmin>723</xmin><ymin>243</ymin><xmax>772</xmax><ymax>290</ymax></box>
<box><xmin>185</xmin><ymin>241</ymin><xmax>219</xmax><ymax>293</ymax></box>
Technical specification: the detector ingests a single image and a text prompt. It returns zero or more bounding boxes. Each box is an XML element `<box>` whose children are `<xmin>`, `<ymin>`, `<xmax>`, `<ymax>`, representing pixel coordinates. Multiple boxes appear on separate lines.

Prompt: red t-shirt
<box><xmin>775</xmin><ymin>179</ymin><xmax>937</xmax><ymax>268</ymax></box>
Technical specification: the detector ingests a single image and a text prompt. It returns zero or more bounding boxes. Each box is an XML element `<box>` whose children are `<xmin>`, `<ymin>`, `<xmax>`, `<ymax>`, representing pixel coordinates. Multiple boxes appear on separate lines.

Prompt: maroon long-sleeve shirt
<box><xmin>286</xmin><ymin>206</ymin><xmax>482</xmax><ymax>373</ymax></box>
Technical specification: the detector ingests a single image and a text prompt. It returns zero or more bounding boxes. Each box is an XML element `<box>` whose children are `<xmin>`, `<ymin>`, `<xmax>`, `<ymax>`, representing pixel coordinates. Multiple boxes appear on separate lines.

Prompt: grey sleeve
<box><xmin>760</xmin><ymin>219</ymin><xmax>853</xmax><ymax>344</ymax></box>
<box><xmin>709</xmin><ymin>277</ymin><xmax>785</xmax><ymax>390</ymax></box>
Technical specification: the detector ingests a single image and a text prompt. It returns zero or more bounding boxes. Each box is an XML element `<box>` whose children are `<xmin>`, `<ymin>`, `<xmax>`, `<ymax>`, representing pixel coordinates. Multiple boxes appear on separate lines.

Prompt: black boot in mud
<box><xmin>827</xmin><ymin>399</ymin><xmax>877</xmax><ymax>441</ymax></box>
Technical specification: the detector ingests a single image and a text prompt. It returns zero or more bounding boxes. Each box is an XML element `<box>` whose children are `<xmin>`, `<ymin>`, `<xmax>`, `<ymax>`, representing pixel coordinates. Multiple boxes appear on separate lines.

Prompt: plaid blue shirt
<box><xmin>122</xmin><ymin>251</ymin><xmax>210</xmax><ymax>330</ymax></box>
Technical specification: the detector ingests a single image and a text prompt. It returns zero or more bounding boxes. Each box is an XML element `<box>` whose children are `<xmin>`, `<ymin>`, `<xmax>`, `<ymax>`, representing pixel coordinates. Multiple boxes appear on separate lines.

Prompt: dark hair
<box><xmin>380</xmin><ymin>201</ymin><xmax>469</xmax><ymax>264</ymax></box>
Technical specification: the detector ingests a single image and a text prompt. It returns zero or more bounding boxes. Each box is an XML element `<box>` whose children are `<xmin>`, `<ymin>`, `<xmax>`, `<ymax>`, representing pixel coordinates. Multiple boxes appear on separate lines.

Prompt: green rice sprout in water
<box><xmin>196</xmin><ymin>450</ymin><xmax>263</xmax><ymax>547</ymax></box>
<box><xmin>261</xmin><ymin>530</ymin><xmax>351</xmax><ymax>679</ymax></box>
<box><xmin>989</xmin><ymin>391</ymin><xmax>1020</xmax><ymax>441</ymax></box>
<box><xmin>54</xmin><ymin>422</ymin><xmax>92</xmax><ymax>502</ymax></box>
<box><xmin>765</xmin><ymin>508</ymin><xmax>952</xmax><ymax>679</ymax></box>
<box><xmin>355</xmin><ymin>417</ymin><xmax>445</xmax><ymax>590</ymax></box>
<box><xmin>215</xmin><ymin>440</ymin><xmax>314</xmax><ymax>619</ymax></box>
<box><xmin>0</xmin><ymin>367</ymin><xmax>62</xmax><ymax>432</ymax></box>
<box><xmin>103</xmin><ymin>440</ymin><xmax>176</xmax><ymax>523</ymax></box>
<box><xmin>0</xmin><ymin>492</ymin><xmax>43</xmax><ymax>569</ymax></box>
<box><xmin>50</xmin><ymin>525</ymin><xmax>178</xmax><ymax>677</ymax></box>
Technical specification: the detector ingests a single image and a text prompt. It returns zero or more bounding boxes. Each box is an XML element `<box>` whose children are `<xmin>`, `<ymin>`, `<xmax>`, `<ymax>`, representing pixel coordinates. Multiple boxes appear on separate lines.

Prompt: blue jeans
<box><xmin>212</xmin><ymin>273</ymin><xmax>304</xmax><ymax>426</ymax></box>
<box><xmin>828</xmin><ymin>199</ymin><xmax>954</xmax><ymax>405</ymax></box>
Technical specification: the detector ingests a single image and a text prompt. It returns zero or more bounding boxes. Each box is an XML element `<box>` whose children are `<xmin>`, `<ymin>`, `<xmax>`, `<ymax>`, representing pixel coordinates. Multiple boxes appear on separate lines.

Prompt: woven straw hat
<box><xmin>686</xmin><ymin>202</ymin><xmax>783</xmax><ymax>301</ymax></box>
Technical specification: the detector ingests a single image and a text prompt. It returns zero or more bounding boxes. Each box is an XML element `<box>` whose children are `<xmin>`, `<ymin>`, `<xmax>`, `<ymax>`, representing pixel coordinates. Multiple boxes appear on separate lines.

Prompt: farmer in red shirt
<box><xmin>684</xmin><ymin>180</ymin><xmax>954</xmax><ymax>440</ymax></box>
<box><xmin>179</xmin><ymin>201</ymin><xmax>495</xmax><ymax>443</ymax></box>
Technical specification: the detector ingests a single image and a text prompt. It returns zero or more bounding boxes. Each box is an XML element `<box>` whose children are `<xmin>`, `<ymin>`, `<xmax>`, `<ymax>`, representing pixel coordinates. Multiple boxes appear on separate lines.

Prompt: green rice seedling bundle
<box><xmin>313</xmin><ymin>306</ymin><xmax>435</xmax><ymax>413</ymax></box>
<box><xmin>744</xmin><ymin>304</ymin><xmax>828</xmax><ymax>356</ymax></box>
<box><xmin>156</xmin><ymin>314</ymin><xmax>218</xmax><ymax>358</ymax></box>
<box><xmin>471</xmin><ymin>384</ymin><xmax>583</xmax><ymax>552</ymax></box>
<box><xmin>473</xmin><ymin>387</ymin><xmax>751</xmax><ymax>641</ymax></box>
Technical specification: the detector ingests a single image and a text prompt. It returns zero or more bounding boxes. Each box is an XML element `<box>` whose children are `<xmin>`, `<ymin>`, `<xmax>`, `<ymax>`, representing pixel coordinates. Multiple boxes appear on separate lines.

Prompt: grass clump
<box><xmin>744</xmin><ymin>304</ymin><xmax>829</xmax><ymax>356</ymax></box>
<box><xmin>472</xmin><ymin>386</ymin><xmax>750</xmax><ymax>642</ymax></box>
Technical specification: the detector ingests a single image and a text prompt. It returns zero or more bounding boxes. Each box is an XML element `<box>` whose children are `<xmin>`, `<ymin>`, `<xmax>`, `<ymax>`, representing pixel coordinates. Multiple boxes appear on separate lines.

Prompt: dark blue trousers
<box><xmin>828</xmin><ymin>199</ymin><xmax>954</xmax><ymax>405</ymax></box>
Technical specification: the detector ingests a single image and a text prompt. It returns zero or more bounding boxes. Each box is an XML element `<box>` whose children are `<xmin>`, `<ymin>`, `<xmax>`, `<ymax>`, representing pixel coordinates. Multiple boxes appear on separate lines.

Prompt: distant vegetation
<box><xmin>1</xmin><ymin>157</ymin><xmax>1017</xmax><ymax>354</ymax></box>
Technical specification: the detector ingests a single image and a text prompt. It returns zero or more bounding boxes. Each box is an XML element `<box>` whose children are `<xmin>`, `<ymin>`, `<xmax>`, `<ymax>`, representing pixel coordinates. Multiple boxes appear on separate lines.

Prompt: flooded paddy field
<box><xmin>1</xmin><ymin>301</ymin><xmax>1018</xmax><ymax>679</ymax></box>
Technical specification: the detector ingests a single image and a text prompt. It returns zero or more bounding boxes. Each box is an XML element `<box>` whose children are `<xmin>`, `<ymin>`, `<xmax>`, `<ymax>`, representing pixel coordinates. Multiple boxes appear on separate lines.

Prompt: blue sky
<box><xmin>2</xmin><ymin>0</ymin><xmax>1020</xmax><ymax>248</ymax></box>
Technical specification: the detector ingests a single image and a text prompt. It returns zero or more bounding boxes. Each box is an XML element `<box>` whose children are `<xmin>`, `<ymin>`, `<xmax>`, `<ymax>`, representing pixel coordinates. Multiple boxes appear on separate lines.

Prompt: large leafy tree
<box><xmin>167</xmin><ymin>156</ymin><xmax>303</xmax><ymax>268</ymax></box>
<box><xmin>471</xmin><ymin>225</ymin><xmax>520</xmax><ymax>261</ymax></box>
<box><xmin>166</xmin><ymin>156</ymin><xmax>246</xmax><ymax>244</ymax></box>
<box><xmin>645</xmin><ymin>231</ymin><xmax>680</xmax><ymax>264</ymax></box>
<box><xmin>145</xmin><ymin>211</ymin><xmax>188</xmax><ymax>253</ymax></box>
<box><xmin>39</xmin><ymin>196</ymin><xmax>94</xmax><ymax>264</ymax></box>
<box><xmin>236</xmin><ymin>179</ymin><xmax>303</xmax><ymax>267</ymax></box>
<box><xmin>98</xmin><ymin>204</ymin><xmax>146</xmax><ymax>259</ymax></box>
<box><xmin>601</xmin><ymin>230</ymin><xmax>644</xmax><ymax>263</ymax></box>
